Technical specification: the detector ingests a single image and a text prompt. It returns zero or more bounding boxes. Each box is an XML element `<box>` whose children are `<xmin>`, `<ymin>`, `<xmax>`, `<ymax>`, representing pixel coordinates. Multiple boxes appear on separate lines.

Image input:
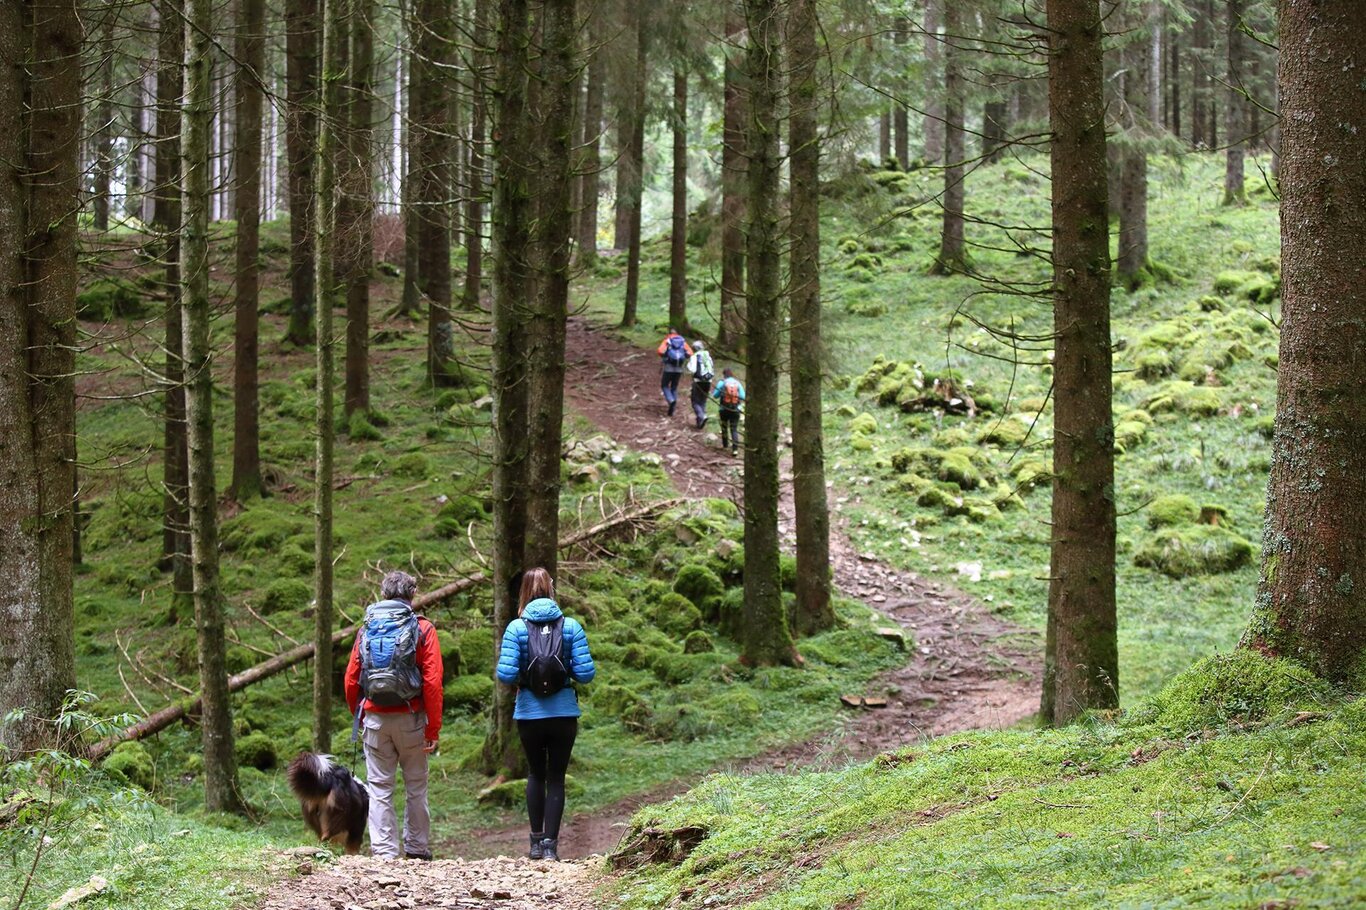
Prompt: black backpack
<box><xmin>522</xmin><ymin>616</ymin><xmax>569</xmax><ymax>697</ymax></box>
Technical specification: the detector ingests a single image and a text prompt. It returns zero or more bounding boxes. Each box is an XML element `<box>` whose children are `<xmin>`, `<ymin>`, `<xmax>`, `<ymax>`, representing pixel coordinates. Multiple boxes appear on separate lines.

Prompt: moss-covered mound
<box><xmin>1133</xmin><ymin>524</ymin><xmax>1254</xmax><ymax>577</ymax></box>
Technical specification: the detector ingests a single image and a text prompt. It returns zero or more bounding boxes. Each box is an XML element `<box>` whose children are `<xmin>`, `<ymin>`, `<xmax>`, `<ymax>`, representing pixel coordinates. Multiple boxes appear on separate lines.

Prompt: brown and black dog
<box><xmin>286</xmin><ymin>752</ymin><xmax>369</xmax><ymax>854</ymax></box>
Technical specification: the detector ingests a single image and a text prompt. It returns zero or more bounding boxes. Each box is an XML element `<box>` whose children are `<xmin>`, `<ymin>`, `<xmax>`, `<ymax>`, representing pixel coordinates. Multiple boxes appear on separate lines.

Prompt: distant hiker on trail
<box><xmin>685</xmin><ymin>340</ymin><xmax>714</xmax><ymax>429</ymax></box>
<box><xmin>495</xmin><ymin>567</ymin><xmax>596</xmax><ymax>862</ymax></box>
<box><xmin>345</xmin><ymin>570</ymin><xmax>444</xmax><ymax>861</ymax></box>
<box><xmin>657</xmin><ymin>328</ymin><xmax>693</xmax><ymax>417</ymax></box>
<box><xmin>711</xmin><ymin>368</ymin><xmax>746</xmax><ymax>456</ymax></box>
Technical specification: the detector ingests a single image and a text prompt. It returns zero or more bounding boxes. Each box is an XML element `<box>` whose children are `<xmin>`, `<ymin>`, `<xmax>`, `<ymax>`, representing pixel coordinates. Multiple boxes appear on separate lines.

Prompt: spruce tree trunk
<box><xmin>156</xmin><ymin>0</ymin><xmax>192</xmax><ymax>617</ymax></box>
<box><xmin>1246</xmin><ymin>0</ymin><xmax>1366</xmax><ymax>687</ymax></box>
<box><xmin>313</xmin><ymin>0</ymin><xmax>342</xmax><ymax>752</ymax></box>
<box><xmin>982</xmin><ymin>100</ymin><xmax>1007</xmax><ymax>162</ymax></box>
<box><xmin>182</xmin><ymin>0</ymin><xmax>244</xmax><ymax>810</ymax></box>
<box><xmin>668</xmin><ymin>69</ymin><xmax>688</xmax><ymax>332</ymax></box>
<box><xmin>231</xmin><ymin>0</ymin><xmax>265</xmax><ymax>499</ymax></box>
<box><xmin>414</xmin><ymin>0</ymin><xmax>456</xmax><ymax>383</ymax></box>
<box><xmin>1168</xmin><ymin>27</ymin><xmax>1181</xmax><ymax>137</ymax></box>
<box><xmin>93</xmin><ymin>16</ymin><xmax>114</xmax><ymax>230</ymax></box>
<box><xmin>485</xmin><ymin>0</ymin><xmax>531</xmax><ymax>779</ymax></box>
<box><xmin>741</xmin><ymin>0</ymin><xmax>797</xmax><ymax>668</ymax></box>
<box><xmin>286</xmin><ymin>0</ymin><xmax>320</xmax><ymax>345</ymax></box>
<box><xmin>576</xmin><ymin>37</ymin><xmax>603</xmax><ymax>266</ymax></box>
<box><xmin>461</xmin><ymin>0</ymin><xmax>490</xmax><ymax>311</ymax></box>
<box><xmin>0</xmin><ymin>0</ymin><xmax>80</xmax><ymax>754</ymax></box>
<box><xmin>932</xmin><ymin>4</ymin><xmax>966</xmax><ymax>274</ymax></box>
<box><xmin>344</xmin><ymin>0</ymin><xmax>374</xmax><ymax>415</ymax></box>
<box><xmin>718</xmin><ymin>3</ymin><xmax>747</xmax><ymax>353</ymax></box>
<box><xmin>787</xmin><ymin>0</ymin><xmax>832</xmax><ymax>637</ymax></box>
<box><xmin>619</xmin><ymin>12</ymin><xmax>647</xmax><ymax>328</ymax></box>
<box><xmin>1191</xmin><ymin>9</ymin><xmax>1208</xmax><ymax>148</ymax></box>
<box><xmin>892</xmin><ymin>18</ymin><xmax>909</xmax><ymax>170</ymax></box>
<box><xmin>398</xmin><ymin>39</ymin><xmax>421</xmax><ymax>318</ymax></box>
<box><xmin>523</xmin><ymin>0</ymin><xmax>576</xmax><ymax>574</ymax></box>
<box><xmin>1117</xmin><ymin>24</ymin><xmax>1150</xmax><ymax>289</ymax></box>
<box><xmin>611</xmin><ymin>1</ymin><xmax>641</xmax><ymax>251</ymax></box>
<box><xmin>878</xmin><ymin>108</ymin><xmax>890</xmax><ymax>164</ymax></box>
<box><xmin>922</xmin><ymin>0</ymin><xmax>944</xmax><ymax>163</ymax></box>
<box><xmin>1041</xmin><ymin>0</ymin><xmax>1118</xmax><ymax>726</ymax></box>
<box><xmin>1222</xmin><ymin>0</ymin><xmax>1245</xmax><ymax>204</ymax></box>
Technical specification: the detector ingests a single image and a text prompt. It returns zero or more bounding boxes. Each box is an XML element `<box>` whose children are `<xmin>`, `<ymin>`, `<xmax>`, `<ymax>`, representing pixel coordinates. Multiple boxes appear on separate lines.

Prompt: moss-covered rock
<box><xmin>1113</xmin><ymin>419</ymin><xmax>1148</xmax><ymax>453</ymax></box>
<box><xmin>650</xmin><ymin>592</ymin><xmax>703</xmax><ymax>638</ymax></box>
<box><xmin>1132</xmin><ymin>652</ymin><xmax>1331</xmax><ymax>733</ymax></box>
<box><xmin>393</xmin><ymin>452</ymin><xmax>431</xmax><ymax>478</ymax></box>
<box><xmin>1134</xmin><ymin>525</ymin><xmax>1254</xmax><ymax>577</ymax></box>
<box><xmin>443</xmin><ymin>675</ymin><xmax>493</xmax><ymax>713</ymax></box>
<box><xmin>221</xmin><ymin>508</ymin><xmax>308</xmax><ymax>556</ymax></box>
<box><xmin>260</xmin><ymin>577</ymin><xmax>310</xmax><ymax>615</ymax></box>
<box><xmin>104</xmin><ymin>741</ymin><xmax>155</xmax><ymax>790</ymax></box>
<box><xmin>849</xmin><ymin>413</ymin><xmax>878</xmax><ymax>436</ymax></box>
<box><xmin>437</xmin><ymin>629</ymin><xmax>462</xmax><ymax>680</ymax></box>
<box><xmin>673</xmin><ymin>563</ymin><xmax>724</xmax><ymax>618</ymax></box>
<box><xmin>976</xmin><ymin>417</ymin><xmax>1029</xmax><ymax>448</ymax></box>
<box><xmin>457</xmin><ymin>627</ymin><xmax>495</xmax><ymax>676</ymax></box>
<box><xmin>347</xmin><ymin>411</ymin><xmax>383</xmax><ymax>441</ymax></box>
<box><xmin>1143</xmin><ymin>381</ymin><xmax>1223</xmax><ymax>416</ymax></box>
<box><xmin>1147</xmin><ymin>493</ymin><xmax>1199</xmax><ymax>529</ymax></box>
<box><xmin>683</xmin><ymin>630</ymin><xmax>714</xmax><ymax>654</ymax></box>
<box><xmin>78</xmin><ymin>279</ymin><xmax>149</xmax><ymax>321</ymax></box>
<box><xmin>236</xmin><ymin>731</ymin><xmax>279</xmax><ymax>770</ymax></box>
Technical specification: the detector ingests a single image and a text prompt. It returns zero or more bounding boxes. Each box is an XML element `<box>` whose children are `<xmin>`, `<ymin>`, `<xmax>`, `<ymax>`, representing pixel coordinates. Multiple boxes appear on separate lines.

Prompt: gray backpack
<box><xmin>358</xmin><ymin>601</ymin><xmax>423</xmax><ymax>707</ymax></box>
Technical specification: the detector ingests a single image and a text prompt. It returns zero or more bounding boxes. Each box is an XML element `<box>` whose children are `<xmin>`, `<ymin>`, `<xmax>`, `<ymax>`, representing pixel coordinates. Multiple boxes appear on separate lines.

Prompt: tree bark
<box><xmin>462</xmin><ymin>0</ymin><xmax>490</xmax><ymax>310</ymax></box>
<box><xmin>156</xmin><ymin>0</ymin><xmax>192</xmax><ymax>616</ymax></box>
<box><xmin>1246</xmin><ymin>0</ymin><xmax>1366</xmax><ymax>687</ymax></box>
<box><xmin>344</xmin><ymin>0</ymin><xmax>374</xmax><ymax>415</ymax></box>
<box><xmin>397</xmin><ymin>34</ymin><xmax>422</xmax><ymax>318</ymax></box>
<box><xmin>787</xmin><ymin>0</ymin><xmax>832</xmax><ymax>637</ymax></box>
<box><xmin>1041</xmin><ymin>0</ymin><xmax>1117</xmax><ymax>726</ymax></box>
<box><xmin>931</xmin><ymin>4</ymin><xmax>966</xmax><ymax>274</ymax></box>
<box><xmin>485</xmin><ymin>0</ymin><xmax>532</xmax><ymax>778</ymax></box>
<box><xmin>892</xmin><ymin>18</ymin><xmax>909</xmax><ymax>169</ymax></box>
<box><xmin>312</xmin><ymin>0</ymin><xmax>344</xmax><ymax>752</ymax></box>
<box><xmin>414</xmin><ymin>0</ymin><xmax>456</xmax><ymax>383</ymax></box>
<box><xmin>576</xmin><ymin>33</ymin><xmax>604</xmax><ymax>266</ymax></box>
<box><xmin>182</xmin><ymin>0</ymin><xmax>245</xmax><ymax>811</ymax></box>
<box><xmin>1190</xmin><ymin>6</ymin><xmax>1208</xmax><ymax>148</ymax></box>
<box><xmin>718</xmin><ymin>2</ymin><xmax>747</xmax><ymax>353</ymax></box>
<box><xmin>619</xmin><ymin>10</ymin><xmax>647</xmax><ymax>328</ymax></box>
<box><xmin>611</xmin><ymin>1</ymin><xmax>641</xmax><ymax>252</ymax></box>
<box><xmin>668</xmin><ymin>69</ymin><xmax>688</xmax><ymax>332</ymax></box>
<box><xmin>1117</xmin><ymin>18</ymin><xmax>1150</xmax><ymax>289</ymax></box>
<box><xmin>231</xmin><ymin>0</ymin><xmax>266</xmax><ymax>499</ymax></box>
<box><xmin>878</xmin><ymin>108</ymin><xmax>891</xmax><ymax>164</ymax></box>
<box><xmin>1223</xmin><ymin>0</ymin><xmax>1245</xmax><ymax>204</ymax></box>
<box><xmin>982</xmin><ymin>101</ymin><xmax>1007</xmax><ymax>162</ymax></box>
<box><xmin>524</xmin><ymin>0</ymin><xmax>577</xmax><ymax>575</ymax></box>
<box><xmin>0</xmin><ymin>0</ymin><xmax>80</xmax><ymax>754</ymax></box>
<box><xmin>286</xmin><ymin>0</ymin><xmax>320</xmax><ymax>345</ymax></box>
<box><xmin>741</xmin><ymin>0</ymin><xmax>797</xmax><ymax>667</ymax></box>
<box><xmin>922</xmin><ymin>0</ymin><xmax>944</xmax><ymax>164</ymax></box>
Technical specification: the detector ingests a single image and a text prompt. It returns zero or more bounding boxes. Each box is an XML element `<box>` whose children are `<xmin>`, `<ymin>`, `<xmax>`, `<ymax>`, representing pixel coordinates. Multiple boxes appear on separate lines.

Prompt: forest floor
<box><xmin>428</xmin><ymin>316</ymin><xmax>1040</xmax><ymax>862</ymax></box>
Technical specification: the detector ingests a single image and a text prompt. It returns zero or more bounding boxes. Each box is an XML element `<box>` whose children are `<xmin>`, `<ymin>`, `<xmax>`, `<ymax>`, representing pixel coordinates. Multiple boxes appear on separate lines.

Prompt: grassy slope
<box><xmin>610</xmin><ymin>655</ymin><xmax>1364</xmax><ymax>908</ymax></box>
<box><xmin>582</xmin><ymin>151</ymin><xmax>1281</xmax><ymax>704</ymax></box>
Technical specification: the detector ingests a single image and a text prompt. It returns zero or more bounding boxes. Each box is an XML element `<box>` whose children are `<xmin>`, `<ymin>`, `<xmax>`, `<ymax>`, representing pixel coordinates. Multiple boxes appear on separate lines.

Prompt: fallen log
<box><xmin>89</xmin><ymin>497</ymin><xmax>680</xmax><ymax>760</ymax></box>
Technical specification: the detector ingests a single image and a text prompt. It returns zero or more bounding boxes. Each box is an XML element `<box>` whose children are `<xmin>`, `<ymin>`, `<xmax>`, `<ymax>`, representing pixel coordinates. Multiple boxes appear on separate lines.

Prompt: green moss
<box><xmin>1134</xmin><ymin>525</ymin><xmax>1254</xmax><ymax>577</ymax></box>
<box><xmin>457</xmin><ymin>626</ymin><xmax>495</xmax><ymax>676</ymax></box>
<box><xmin>975</xmin><ymin>417</ymin><xmax>1029</xmax><ymax>447</ymax></box>
<box><xmin>104</xmin><ymin>741</ymin><xmax>156</xmax><ymax>790</ymax></box>
<box><xmin>259</xmin><ymin>577</ymin><xmax>310</xmax><ymax>615</ymax></box>
<box><xmin>650</xmin><ymin>592</ymin><xmax>703</xmax><ymax>638</ymax></box>
<box><xmin>347</xmin><ymin>411</ymin><xmax>383</xmax><ymax>441</ymax></box>
<box><xmin>393</xmin><ymin>452</ymin><xmax>432</xmax><ymax>478</ymax></box>
<box><xmin>220</xmin><ymin>507</ymin><xmax>308</xmax><ymax>556</ymax></box>
<box><xmin>437</xmin><ymin>629</ymin><xmax>462</xmax><ymax>680</ymax></box>
<box><xmin>673</xmin><ymin>563</ymin><xmax>724</xmax><ymax>618</ymax></box>
<box><xmin>1143</xmin><ymin>380</ymin><xmax>1224</xmax><ymax>416</ymax></box>
<box><xmin>77</xmin><ymin>279</ymin><xmax>149</xmax><ymax>320</ymax></box>
<box><xmin>1112</xmin><ymin>419</ymin><xmax>1148</xmax><ymax>453</ymax></box>
<box><xmin>235</xmin><ymin>731</ymin><xmax>278</xmax><ymax>770</ymax></box>
<box><xmin>848</xmin><ymin>413</ymin><xmax>878</xmax><ymax>435</ymax></box>
<box><xmin>443</xmin><ymin>674</ymin><xmax>493</xmax><ymax>713</ymax></box>
<box><xmin>1134</xmin><ymin>652</ymin><xmax>1331</xmax><ymax>733</ymax></box>
<box><xmin>937</xmin><ymin>449</ymin><xmax>984</xmax><ymax>490</ymax></box>
<box><xmin>1147</xmin><ymin>493</ymin><xmax>1199</xmax><ymax>528</ymax></box>
<box><xmin>682</xmin><ymin>630</ymin><xmax>714</xmax><ymax>654</ymax></box>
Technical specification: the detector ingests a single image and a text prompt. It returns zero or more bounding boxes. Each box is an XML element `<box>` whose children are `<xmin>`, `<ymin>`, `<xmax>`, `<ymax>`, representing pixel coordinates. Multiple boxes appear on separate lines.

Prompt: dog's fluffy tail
<box><xmin>286</xmin><ymin>751</ymin><xmax>337</xmax><ymax>801</ymax></box>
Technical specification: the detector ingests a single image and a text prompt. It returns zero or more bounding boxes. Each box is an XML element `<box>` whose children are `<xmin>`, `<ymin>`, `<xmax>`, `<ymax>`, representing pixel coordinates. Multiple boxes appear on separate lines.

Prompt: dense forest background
<box><xmin>2</xmin><ymin>0</ymin><xmax>1363</xmax><ymax>907</ymax></box>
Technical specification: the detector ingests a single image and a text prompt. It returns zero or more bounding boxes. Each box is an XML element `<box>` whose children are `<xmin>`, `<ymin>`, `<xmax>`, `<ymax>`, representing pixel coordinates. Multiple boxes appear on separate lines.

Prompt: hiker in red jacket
<box><xmin>344</xmin><ymin>571</ymin><xmax>444</xmax><ymax>860</ymax></box>
<box><xmin>656</xmin><ymin>328</ymin><xmax>693</xmax><ymax>417</ymax></box>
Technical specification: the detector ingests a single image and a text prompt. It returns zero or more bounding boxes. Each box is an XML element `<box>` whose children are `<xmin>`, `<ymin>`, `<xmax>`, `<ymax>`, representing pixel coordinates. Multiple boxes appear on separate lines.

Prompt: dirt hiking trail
<box><xmin>260</xmin><ymin>317</ymin><xmax>1041</xmax><ymax>906</ymax></box>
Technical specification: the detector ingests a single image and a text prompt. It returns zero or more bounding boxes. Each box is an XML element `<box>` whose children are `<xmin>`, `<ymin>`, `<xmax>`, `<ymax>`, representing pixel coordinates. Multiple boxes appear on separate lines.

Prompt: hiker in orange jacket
<box><xmin>656</xmin><ymin>328</ymin><xmax>693</xmax><ymax>417</ymax></box>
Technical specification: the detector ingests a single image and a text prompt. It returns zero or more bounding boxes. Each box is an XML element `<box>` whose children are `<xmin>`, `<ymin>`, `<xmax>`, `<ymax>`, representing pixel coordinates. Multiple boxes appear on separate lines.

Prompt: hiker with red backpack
<box><xmin>344</xmin><ymin>570</ymin><xmax>444</xmax><ymax>860</ymax></box>
<box><xmin>656</xmin><ymin>328</ymin><xmax>693</xmax><ymax>417</ymax></box>
<box><xmin>495</xmin><ymin>567</ymin><xmax>596</xmax><ymax>862</ymax></box>
<box><xmin>711</xmin><ymin>368</ymin><xmax>746</xmax><ymax>455</ymax></box>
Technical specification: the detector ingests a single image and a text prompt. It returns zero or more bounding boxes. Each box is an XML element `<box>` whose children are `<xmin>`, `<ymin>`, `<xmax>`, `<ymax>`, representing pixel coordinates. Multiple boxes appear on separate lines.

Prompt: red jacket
<box><xmin>345</xmin><ymin>614</ymin><xmax>444</xmax><ymax>741</ymax></box>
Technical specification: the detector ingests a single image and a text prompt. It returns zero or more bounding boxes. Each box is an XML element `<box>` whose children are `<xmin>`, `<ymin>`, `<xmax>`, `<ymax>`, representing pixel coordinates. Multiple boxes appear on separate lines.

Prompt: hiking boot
<box><xmin>731</xmin><ymin>447</ymin><xmax>739</xmax><ymax>457</ymax></box>
<box><xmin>540</xmin><ymin>837</ymin><xmax>560</xmax><ymax>862</ymax></box>
<box><xmin>405</xmin><ymin>852</ymin><xmax>432</xmax><ymax>862</ymax></box>
<box><xmin>529</xmin><ymin>833</ymin><xmax>545</xmax><ymax>860</ymax></box>
<box><xmin>699</xmin><ymin>415</ymin><xmax>709</xmax><ymax>429</ymax></box>
<box><xmin>668</xmin><ymin>400</ymin><xmax>677</xmax><ymax>417</ymax></box>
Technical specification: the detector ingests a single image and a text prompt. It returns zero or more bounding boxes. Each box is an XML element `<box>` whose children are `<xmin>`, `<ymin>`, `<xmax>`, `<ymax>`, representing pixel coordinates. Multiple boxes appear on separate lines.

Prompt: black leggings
<box><xmin>517</xmin><ymin>717</ymin><xmax>578</xmax><ymax>838</ymax></box>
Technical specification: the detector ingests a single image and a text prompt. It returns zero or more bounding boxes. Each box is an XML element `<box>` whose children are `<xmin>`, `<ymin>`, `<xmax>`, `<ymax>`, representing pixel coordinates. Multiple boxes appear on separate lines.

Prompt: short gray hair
<box><xmin>380</xmin><ymin>570</ymin><xmax>418</xmax><ymax>602</ymax></box>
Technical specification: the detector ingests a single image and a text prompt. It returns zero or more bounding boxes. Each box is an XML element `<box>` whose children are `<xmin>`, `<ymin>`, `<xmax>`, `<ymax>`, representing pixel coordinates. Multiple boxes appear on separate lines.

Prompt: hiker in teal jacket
<box><xmin>495</xmin><ymin>567</ymin><xmax>595</xmax><ymax>862</ymax></box>
<box><xmin>711</xmin><ymin>368</ymin><xmax>746</xmax><ymax>455</ymax></box>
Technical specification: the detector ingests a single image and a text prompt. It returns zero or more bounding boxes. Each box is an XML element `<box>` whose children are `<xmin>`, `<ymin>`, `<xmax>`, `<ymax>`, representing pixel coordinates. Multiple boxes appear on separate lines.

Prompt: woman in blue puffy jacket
<box><xmin>495</xmin><ymin>566</ymin><xmax>595</xmax><ymax>862</ymax></box>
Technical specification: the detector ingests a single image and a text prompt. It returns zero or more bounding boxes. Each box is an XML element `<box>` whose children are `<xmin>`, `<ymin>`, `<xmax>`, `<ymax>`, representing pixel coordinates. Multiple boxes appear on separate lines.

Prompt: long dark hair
<box><xmin>518</xmin><ymin>567</ymin><xmax>554</xmax><ymax>611</ymax></box>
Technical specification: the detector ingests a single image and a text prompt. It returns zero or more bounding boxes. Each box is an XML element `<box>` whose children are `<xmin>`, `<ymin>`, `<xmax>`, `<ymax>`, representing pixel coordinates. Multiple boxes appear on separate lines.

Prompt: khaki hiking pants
<box><xmin>362</xmin><ymin>710</ymin><xmax>430</xmax><ymax>859</ymax></box>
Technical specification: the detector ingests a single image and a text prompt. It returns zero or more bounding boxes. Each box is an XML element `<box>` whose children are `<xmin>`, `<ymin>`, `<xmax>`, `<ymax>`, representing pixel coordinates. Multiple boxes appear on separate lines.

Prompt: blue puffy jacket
<box><xmin>495</xmin><ymin>598</ymin><xmax>596</xmax><ymax>720</ymax></box>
